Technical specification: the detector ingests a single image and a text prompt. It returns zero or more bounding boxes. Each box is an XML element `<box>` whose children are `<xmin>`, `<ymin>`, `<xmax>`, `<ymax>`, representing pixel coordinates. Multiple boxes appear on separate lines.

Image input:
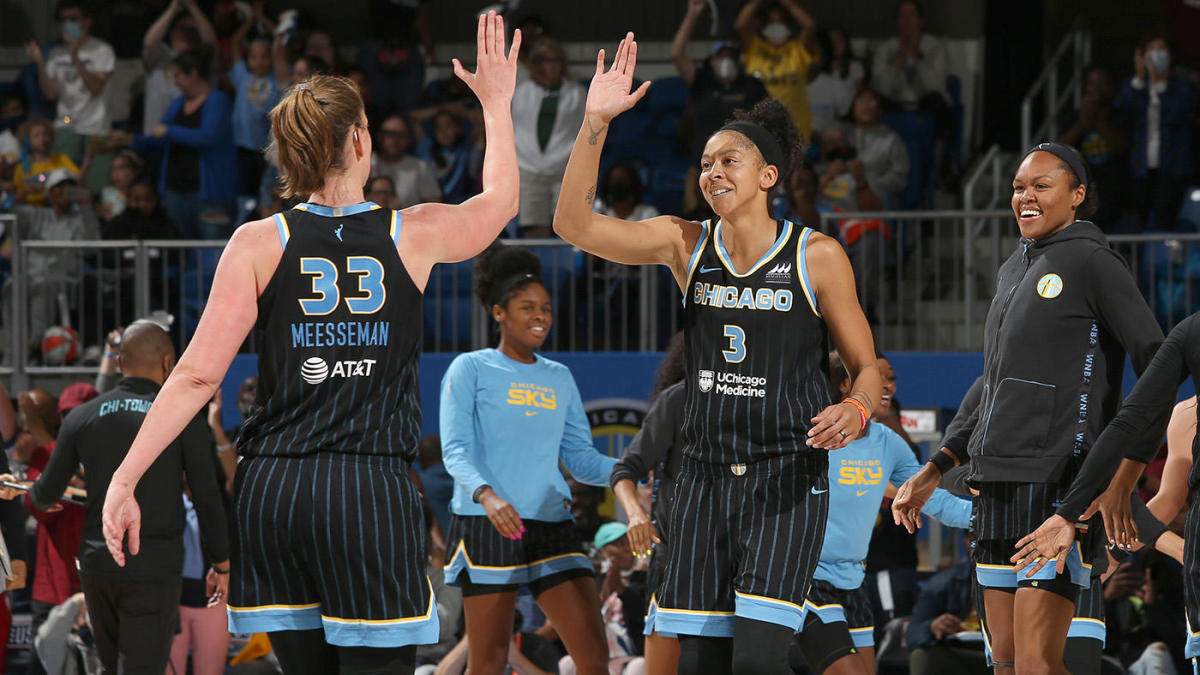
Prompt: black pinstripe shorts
<box><xmin>647</xmin><ymin>454</ymin><xmax>829</xmax><ymax>637</ymax></box>
<box><xmin>227</xmin><ymin>454</ymin><xmax>438</xmax><ymax>648</ymax></box>
<box><xmin>442</xmin><ymin>515</ymin><xmax>593</xmax><ymax>592</ymax></box>
<box><xmin>793</xmin><ymin>580</ymin><xmax>874</xmax><ymax>671</ymax></box>
<box><xmin>1185</xmin><ymin>497</ymin><xmax>1200</xmax><ymax>659</ymax></box>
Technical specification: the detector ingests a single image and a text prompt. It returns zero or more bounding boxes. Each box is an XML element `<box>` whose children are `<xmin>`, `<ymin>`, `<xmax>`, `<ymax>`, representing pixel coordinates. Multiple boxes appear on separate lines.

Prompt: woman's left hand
<box><xmin>151</xmin><ymin>124</ymin><xmax>168</xmax><ymax>139</ymax></box>
<box><xmin>1012</xmin><ymin>514</ymin><xmax>1076</xmax><ymax>577</ymax></box>
<box><xmin>806</xmin><ymin>402</ymin><xmax>862</xmax><ymax>450</ymax></box>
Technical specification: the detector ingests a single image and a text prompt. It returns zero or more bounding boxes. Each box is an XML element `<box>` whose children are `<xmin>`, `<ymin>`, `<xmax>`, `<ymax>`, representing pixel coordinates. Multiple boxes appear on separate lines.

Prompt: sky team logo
<box><xmin>698</xmin><ymin>369</ymin><xmax>715</xmax><ymax>392</ymax></box>
<box><xmin>1036</xmin><ymin>273</ymin><xmax>1063</xmax><ymax>299</ymax></box>
<box><xmin>766</xmin><ymin>262</ymin><xmax>792</xmax><ymax>284</ymax></box>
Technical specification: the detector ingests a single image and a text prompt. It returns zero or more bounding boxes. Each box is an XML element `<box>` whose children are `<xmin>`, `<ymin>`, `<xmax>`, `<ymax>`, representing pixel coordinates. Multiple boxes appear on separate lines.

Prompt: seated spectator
<box><xmin>781</xmin><ymin>162</ymin><xmax>825</xmax><ymax>232</ymax></box>
<box><xmin>365</xmin><ymin>175</ymin><xmax>402</xmax><ymax>210</ymax></box>
<box><xmin>415</xmin><ymin>109</ymin><xmax>481</xmax><ymax>204</ymax></box>
<box><xmin>870</xmin><ymin>0</ymin><xmax>949</xmax><ymax>112</ymax></box>
<box><xmin>905</xmin><ymin>557</ymin><xmax>989</xmax><ymax>675</ymax></box>
<box><xmin>849</xmin><ymin>88</ymin><xmax>910</xmax><ymax>208</ymax></box>
<box><xmin>1058</xmin><ymin>65</ymin><xmax>1128</xmax><ymax>231</ymax></box>
<box><xmin>291</xmin><ymin>54</ymin><xmax>330</xmax><ymax>83</ymax></box>
<box><xmin>102</xmin><ymin>181</ymin><xmax>177</xmax><ymax>240</ymax></box>
<box><xmin>34</xmin><ymin>592</ymin><xmax>100</xmax><ymax>675</ymax></box>
<box><xmin>735</xmin><ymin>0</ymin><xmax>818</xmax><ymax>139</ymax></box>
<box><xmin>593</xmin><ymin>162</ymin><xmax>658</xmax><ymax>221</ymax></box>
<box><xmin>120</xmin><ymin>47</ymin><xmax>237</xmax><ymax>239</ymax></box>
<box><xmin>141</xmin><ymin>0</ymin><xmax>216</xmax><ymax>136</ymax></box>
<box><xmin>1102</xmin><ymin>555</ymin><xmax>1188</xmax><ymax>672</ymax></box>
<box><xmin>1114</xmin><ymin>33</ymin><xmax>1196</xmax><ymax>230</ymax></box>
<box><xmin>357</xmin><ymin>0</ymin><xmax>434</xmax><ymax>117</ymax></box>
<box><xmin>513</xmin><ymin>38</ymin><xmax>585</xmax><ymax>237</ymax></box>
<box><xmin>12</xmin><ymin>118</ymin><xmax>79</xmax><ymax>206</ymax></box>
<box><xmin>345</xmin><ymin>64</ymin><xmax>386</xmax><ymax>125</ymax></box>
<box><xmin>96</xmin><ymin>149</ymin><xmax>144</xmax><ymax>222</ymax></box>
<box><xmin>827</xmin><ymin>26</ymin><xmax>865</xmax><ymax>91</ymax></box>
<box><xmin>807</xmin><ymin>28</ymin><xmax>859</xmax><ymax>134</ymax></box>
<box><xmin>372</xmin><ymin>114</ymin><xmax>442</xmax><ymax>207</ymax></box>
<box><xmin>0</xmin><ymin>91</ymin><xmax>27</xmax><ymax>163</ymax></box>
<box><xmin>227</xmin><ymin>33</ymin><xmax>280</xmax><ymax>200</ymax></box>
<box><xmin>22</xmin><ymin>0</ymin><xmax>115</xmax><ymax>163</ymax></box>
<box><xmin>817</xmin><ymin>126</ymin><xmax>885</xmax><ymax>319</ymax></box>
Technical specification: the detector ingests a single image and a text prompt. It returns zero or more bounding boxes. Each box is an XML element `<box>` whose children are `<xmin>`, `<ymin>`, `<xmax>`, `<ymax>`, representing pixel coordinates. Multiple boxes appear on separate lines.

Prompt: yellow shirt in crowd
<box><xmin>13</xmin><ymin>154</ymin><xmax>80</xmax><ymax>206</ymax></box>
<box><xmin>742</xmin><ymin>34</ymin><xmax>814</xmax><ymax>140</ymax></box>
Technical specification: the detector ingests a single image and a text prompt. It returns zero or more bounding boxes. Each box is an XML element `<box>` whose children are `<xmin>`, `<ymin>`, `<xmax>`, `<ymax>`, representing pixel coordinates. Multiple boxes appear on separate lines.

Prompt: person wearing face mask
<box><xmin>1114</xmin><ymin>34</ymin><xmax>1196</xmax><ymax>230</ymax></box>
<box><xmin>594</xmin><ymin>163</ymin><xmax>658</xmax><ymax>222</ymax></box>
<box><xmin>735</xmin><ymin>0</ymin><xmax>818</xmax><ymax>140</ymax></box>
<box><xmin>672</xmin><ymin>0</ymin><xmax>769</xmax><ymax>219</ymax></box>
<box><xmin>23</xmin><ymin>0</ymin><xmax>115</xmax><ymax>164</ymax></box>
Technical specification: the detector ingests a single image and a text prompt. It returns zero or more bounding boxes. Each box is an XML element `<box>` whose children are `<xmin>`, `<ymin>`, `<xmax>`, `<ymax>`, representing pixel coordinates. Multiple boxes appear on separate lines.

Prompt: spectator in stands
<box><xmin>102</xmin><ymin>180</ymin><xmax>177</xmax><ymax>240</ymax></box>
<box><xmin>1059</xmin><ymin>65</ymin><xmax>1128</xmax><ymax>231</ymax></box>
<box><xmin>816</xmin><ymin>126</ymin><xmax>886</xmax><ymax>319</ymax></box>
<box><xmin>23</xmin><ymin>0</ymin><xmax>115</xmax><ymax>163</ymax></box>
<box><xmin>346</xmin><ymin>64</ymin><xmax>387</xmax><ymax>126</ymax></box>
<box><xmin>0</xmin><ymin>92</ymin><xmax>27</xmax><ymax>165</ymax></box>
<box><xmin>871</xmin><ymin>1</ymin><xmax>949</xmax><ymax>111</ymax></box>
<box><xmin>807</xmin><ymin>28</ymin><xmax>863</xmax><ymax>134</ymax></box>
<box><xmin>372</xmin><ymin>114</ymin><xmax>442</xmax><ymax>207</ymax></box>
<box><xmin>1115</xmin><ymin>33</ymin><xmax>1196</xmax><ymax>230</ymax></box>
<box><xmin>414</xmin><ymin>435</ymin><xmax>454</xmax><ymax>551</ymax></box>
<box><xmin>594</xmin><ymin>162</ymin><xmax>658</xmax><ymax>222</ymax></box>
<box><xmin>671</xmin><ymin>1</ymin><xmax>769</xmax><ymax>216</ymax></box>
<box><xmin>365</xmin><ymin>174</ymin><xmax>401</xmax><ymax>209</ymax></box>
<box><xmin>34</xmin><ymin>592</ymin><xmax>100</xmax><ymax>675</ymax></box>
<box><xmin>783</xmin><ymin>162</ymin><xmax>824</xmax><ymax>230</ymax></box>
<box><xmin>735</xmin><ymin>0</ymin><xmax>818</xmax><ymax>140</ymax></box>
<box><xmin>227</xmin><ymin>28</ymin><xmax>281</xmax><ymax>201</ymax></box>
<box><xmin>905</xmin><ymin>556</ymin><xmax>988</xmax><ymax>675</ymax></box>
<box><xmin>142</xmin><ymin>0</ymin><xmax>217</xmax><ymax>137</ymax></box>
<box><xmin>117</xmin><ymin>47</ymin><xmax>237</xmax><ymax>239</ymax></box>
<box><xmin>1102</xmin><ymin>555</ymin><xmax>1188</xmax><ymax>672</ymax></box>
<box><xmin>305</xmin><ymin>30</ymin><xmax>344</xmax><ymax>75</ymax></box>
<box><xmin>204</xmin><ymin>388</ymin><xmax>237</xmax><ymax>494</ymax></box>
<box><xmin>24</xmin><ymin>382</ymin><xmax>96</xmax><ymax>675</ymax></box>
<box><xmin>849</xmin><ymin>87</ymin><xmax>910</xmax><ymax>208</ymax></box>
<box><xmin>168</xmin><ymin>493</ymin><xmax>231</xmax><ymax>675</ymax></box>
<box><xmin>291</xmin><ymin>54</ymin><xmax>330</xmax><ymax>83</ymax></box>
<box><xmin>513</xmin><ymin>38</ymin><xmax>586</xmax><ymax>237</ymax></box>
<box><xmin>358</xmin><ymin>0</ymin><xmax>434</xmax><ymax>117</ymax></box>
<box><xmin>96</xmin><ymin>148</ymin><xmax>144</xmax><ymax>223</ymax></box>
<box><xmin>827</xmin><ymin>27</ymin><xmax>865</xmax><ymax>91</ymax></box>
<box><xmin>12</xmin><ymin>118</ymin><xmax>79</xmax><ymax>206</ymax></box>
<box><xmin>514</xmin><ymin>14</ymin><xmax>548</xmax><ymax>82</ymax></box>
<box><xmin>415</xmin><ymin>109</ymin><xmax>482</xmax><ymax>204</ymax></box>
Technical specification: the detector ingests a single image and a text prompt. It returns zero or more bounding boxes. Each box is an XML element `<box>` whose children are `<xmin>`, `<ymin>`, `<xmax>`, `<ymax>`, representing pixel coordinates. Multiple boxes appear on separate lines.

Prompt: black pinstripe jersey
<box><xmin>680</xmin><ymin>219</ymin><xmax>832</xmax><ymax>465</ymax></box>
<box><xmin>238</xmin><ymin>202</ymin><xmax>422</xmax><ymax>460</ymax></box>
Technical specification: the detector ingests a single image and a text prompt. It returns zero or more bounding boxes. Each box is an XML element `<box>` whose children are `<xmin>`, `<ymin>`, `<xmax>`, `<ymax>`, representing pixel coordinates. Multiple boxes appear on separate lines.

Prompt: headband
<box><xmin>1023</xmin><ymin>142</ymin><xmax>1088</xmax><ymax>187</ymax></box>
<box><xmin>489</xmin><ymin>272</ymin><xmax>540</xmax><ymax>308</ymax></box>
<box><xmin>719</xmin><ymin>121</ymin><xmax>788</xmax><ymax>178</ymax></box>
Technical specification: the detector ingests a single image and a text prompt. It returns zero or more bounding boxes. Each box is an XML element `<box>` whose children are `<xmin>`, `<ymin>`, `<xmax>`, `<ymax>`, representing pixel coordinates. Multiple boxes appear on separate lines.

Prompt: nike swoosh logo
<box><xmin>856</xmin><ymin>490</ymin><xmax>869</xmax><ymax>497</ymax></box>
<box><xmin>811</xmin><ymin>487</ymin><xmax>827</xmax><ymax>495</ymax></box>
<box><xmin>524</xmin><ymin>411</ymin><xmax>538</xmax><ymax>416</ymax></box>
<box><xmin>699</xmin><ymin>266</ymin><xmax>721</xmax><ymax>274</ymax></box>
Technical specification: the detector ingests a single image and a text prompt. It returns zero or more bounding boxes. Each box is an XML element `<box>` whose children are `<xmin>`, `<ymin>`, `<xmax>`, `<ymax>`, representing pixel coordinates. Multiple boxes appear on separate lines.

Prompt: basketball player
<box><xmin>553</xmin><ymin>34</ymin><xmax>883</xmax><ymax>674</ymax></box>
<box><xmin>892</xmin><ymin>143</ymin><xmax>1164</xmax><ymax>675</ymax></box>
<box><xmin>100</xmin><ymin>12</ymin><xmax>522</xmax><ymax>674</ymax></box>
<box><xmin>439</xmin><ymin>244</ymin><xmax>617</xmax><ymax>675</ymax></box>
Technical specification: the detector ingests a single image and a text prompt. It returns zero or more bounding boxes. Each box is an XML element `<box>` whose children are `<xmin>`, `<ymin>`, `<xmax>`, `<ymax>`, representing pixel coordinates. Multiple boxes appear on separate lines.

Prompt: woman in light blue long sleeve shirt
<box><xmin>440</xmin><ymin>244</ymin><xmax>615</xmax><ymax>675</ymax></box>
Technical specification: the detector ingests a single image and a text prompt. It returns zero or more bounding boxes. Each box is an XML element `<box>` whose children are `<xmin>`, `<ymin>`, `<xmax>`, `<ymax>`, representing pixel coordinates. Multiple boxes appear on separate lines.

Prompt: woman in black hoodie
<box><xmin>891</xmin><ymin>143</ymin><xmax>1164</xmax><ymax>675</ymax></box>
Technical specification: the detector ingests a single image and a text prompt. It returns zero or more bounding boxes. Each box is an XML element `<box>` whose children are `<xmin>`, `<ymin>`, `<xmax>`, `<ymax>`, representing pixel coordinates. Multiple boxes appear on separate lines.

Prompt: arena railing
<box><xmin>1020</xmin><ymin>17</ymin><xmax>1092</xmax><ymax>150</ymax></box>
<box><xmin>10</xmin><ymin>222</ymin><xmax>1200</xmax><ymax>383</ymax></box>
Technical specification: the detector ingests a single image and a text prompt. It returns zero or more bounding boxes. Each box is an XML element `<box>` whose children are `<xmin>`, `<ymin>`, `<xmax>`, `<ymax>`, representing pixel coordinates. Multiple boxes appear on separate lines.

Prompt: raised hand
<box><xmin>586</xmin><ymin>33</ymin><xmax>653</xmax><ymax>126</ymax></box>
<box><xmin>452</xmin><ymin>11</ymin><xmax>521</xmax><ymax>113</ymax></box>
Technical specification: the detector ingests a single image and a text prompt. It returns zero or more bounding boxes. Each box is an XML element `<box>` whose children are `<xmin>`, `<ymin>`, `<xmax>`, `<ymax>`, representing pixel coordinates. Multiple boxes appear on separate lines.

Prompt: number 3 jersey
<box><xmin>238</xmin><ymin>202</ymin><xmax>422</xmax><ymax>461</ymax></box>
<box><xmin>680</xmin><ymin>219</ymin><xmax>833</xmax><ymax>466</ymax></box>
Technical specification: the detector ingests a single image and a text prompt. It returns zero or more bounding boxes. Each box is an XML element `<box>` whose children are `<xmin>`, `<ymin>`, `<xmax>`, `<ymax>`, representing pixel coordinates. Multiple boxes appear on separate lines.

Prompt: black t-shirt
<box><xmin>686</xmin><ymin>65</ymin><xmax>769</xmax><ymax>161</ymax></box>
<box><xmin>165</xmin><ymin>104</ymin><xmax>202</xmax><ymax>192</ymax></box>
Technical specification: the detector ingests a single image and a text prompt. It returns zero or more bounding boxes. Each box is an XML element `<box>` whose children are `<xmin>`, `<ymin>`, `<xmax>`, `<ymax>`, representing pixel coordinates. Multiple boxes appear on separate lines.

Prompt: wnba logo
<box><xmin>1036</xmin><ymin>273</ymin><xmax>1063</xmax><ymax>299</ymax></box>
<box><xmin>698</xmin><ymin>370</ymin><xmax>714</xmax><ymax>392</ymax></box>
<box><xmin>301</xmin><ymin>357</ymin><xmax>329</xmax><ymax>384</ymax></box>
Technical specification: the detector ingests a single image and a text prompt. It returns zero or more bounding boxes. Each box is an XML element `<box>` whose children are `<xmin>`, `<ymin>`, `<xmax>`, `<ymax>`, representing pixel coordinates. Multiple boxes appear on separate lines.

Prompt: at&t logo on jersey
<box><xmin>300</xmin><ymin>356</ymin><xmax>378</xmax><ymax>385</ymax></box>
<box><xmin>765</xmin><ymin>262</ymin><xmax>792</xmax><ymax>284</ymax></box>
<box><xmin>698</xmin><ymin>370</ymin><xmax>767</xmax><ymax>397</ymax></box>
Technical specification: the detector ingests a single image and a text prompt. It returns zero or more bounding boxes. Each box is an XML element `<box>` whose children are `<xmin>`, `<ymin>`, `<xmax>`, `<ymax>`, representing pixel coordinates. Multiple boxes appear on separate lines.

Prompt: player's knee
<box><xmin>1013</xmin><ymin>653</ymin><xmax>1056</xmax><ymax>675</ymax></box>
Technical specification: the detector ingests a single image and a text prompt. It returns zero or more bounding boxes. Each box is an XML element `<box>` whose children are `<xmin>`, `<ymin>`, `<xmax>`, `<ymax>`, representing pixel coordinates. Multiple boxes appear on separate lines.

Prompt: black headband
<box><xmin>720</xmin><ymin>121</ymin><xmax>788</xmax><ymax>177</ymax></box>
<box><xmin>489</xmin><ymin>272</ymin><xmax>540</xmax><ymax>308</ymax></box>
<box><xmin>1023</xmin><ymin>142</ymin><xmax>1088</xmax><ymax>187</ymax></box>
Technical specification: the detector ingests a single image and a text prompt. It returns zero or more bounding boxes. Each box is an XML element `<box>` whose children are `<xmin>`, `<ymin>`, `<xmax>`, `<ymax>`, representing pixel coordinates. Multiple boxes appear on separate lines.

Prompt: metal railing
<box><xmin>1020</xmin><ymin>18</ymin><xmax>1092</xmax><ymax>149</ymax></box>
<box><xmin>11</xmin><ymin>212</ymin><xmax>1200</xmax><ymax>380</ymax></box>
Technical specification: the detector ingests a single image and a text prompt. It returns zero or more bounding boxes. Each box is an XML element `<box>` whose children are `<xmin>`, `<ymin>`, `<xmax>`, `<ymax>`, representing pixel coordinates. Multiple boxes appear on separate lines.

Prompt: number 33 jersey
<box><xmin>239</xmin><ymin>202</ymin><xmax>422</xmax><ymax>461</ymax></box>
<box><xmin>680</xmin><ymin>219</ymin><xmax>833</xmax><ymax>465</ymax></box>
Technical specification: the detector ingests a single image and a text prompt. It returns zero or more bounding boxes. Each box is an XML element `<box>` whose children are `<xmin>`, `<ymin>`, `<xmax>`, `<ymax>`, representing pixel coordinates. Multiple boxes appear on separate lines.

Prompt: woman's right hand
<box><xmin>892</xmin><ymin>464</ymin><xmax>939</xmax><ymax>533</ymax></box>
<box><xmin>479</xmin><ymin>488</ymin><xmax>524</xmax><ymax>539</ymax></box>
<box><xmin>626</xmin><ymin>505</ymin><xmax>660</xmax><ymax>558</ymax></box>
<box><xmin>102</xmin><ymin>479</ymin><xmax>142</xmax><ymax>566</ymax></box>
<box><xmin>452</xmin><ymin>11</ymin><xmax>520</xmax><ymax>114</ymax></box>
<box><xmin>585</xmin><ymin>33</ymin><xmax>653</xmax><ymax>126</ymax></box>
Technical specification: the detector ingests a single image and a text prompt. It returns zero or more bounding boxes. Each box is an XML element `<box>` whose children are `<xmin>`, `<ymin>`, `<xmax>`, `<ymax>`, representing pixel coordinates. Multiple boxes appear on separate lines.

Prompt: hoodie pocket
<box><xmin>981</xmin><ymin>378</ymin><xmax>1057</xmax><ymax>458</ymax></box>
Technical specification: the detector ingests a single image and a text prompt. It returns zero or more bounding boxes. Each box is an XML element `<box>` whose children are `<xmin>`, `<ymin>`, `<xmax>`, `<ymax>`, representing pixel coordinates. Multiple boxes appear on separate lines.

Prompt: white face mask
<box><xmin>762</xmin><ymin>22</ymin><xmax>791</xmax><ymax>46</ymax></box>
<box><xmin>713</xmin><ymin>57</ymin><xmax>739</xmax><ymax>81</ymax></box>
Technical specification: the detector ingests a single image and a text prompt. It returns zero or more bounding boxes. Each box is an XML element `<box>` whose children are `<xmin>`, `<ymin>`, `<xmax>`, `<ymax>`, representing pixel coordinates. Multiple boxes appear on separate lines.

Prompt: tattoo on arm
<box><xmin>850</xmin><ymin>390</ymin><xmax>874</xmax><ymax>414</ymax></box>
<box><xmin>584</xmin><ymin>184</ymin><xmax>596</xmax><ymax>205</ymax></box>
<box><xmin>585</xmin><ymin>117</ymin><xmax>605</xmax><ymax>146</ymax></box>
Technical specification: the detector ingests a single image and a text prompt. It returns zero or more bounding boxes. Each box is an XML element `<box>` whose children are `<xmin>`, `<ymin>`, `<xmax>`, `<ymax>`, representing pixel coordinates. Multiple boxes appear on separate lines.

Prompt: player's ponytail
<box><xmin>474</xmin><ymin>243</ymin><xmax>545</xmax><ymax>312</ymax></box>
<box><xmin>269</xmin><ymin>75</ymin><xmax>363</xmax><ymax>198</ymax></box>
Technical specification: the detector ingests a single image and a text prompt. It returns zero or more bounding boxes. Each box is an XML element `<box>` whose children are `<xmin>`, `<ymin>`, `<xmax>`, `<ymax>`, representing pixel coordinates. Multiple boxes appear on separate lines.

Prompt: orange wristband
<box><xmin>842</xmin><ymin>398</ymin><xmax>869</xmax><ymax>432</ymax></box>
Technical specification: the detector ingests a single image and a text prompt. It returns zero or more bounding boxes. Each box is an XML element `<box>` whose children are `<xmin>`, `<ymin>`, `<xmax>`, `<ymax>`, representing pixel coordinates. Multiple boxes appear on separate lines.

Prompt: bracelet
<box><xmin>841</xmin><ymin>398</ymin><xmax>869</xmax><ymax>432</ymax></box>
<box><xmin>216</xmin><ymin>443</ymin><xmax>234</xmax><ymax>452</ymax></box>
<box><xmin>472</xmin><ymin>484</ymin><xmax>490</xmax><ymax>503</ymax></box>
<box><xmin>929</xmin><ymin>450</ymin><xmax>956</xmax><ymax>476</ymax></box>
<box><xmin>104</xmin><ymin>351</ymin><xmax>118</xmax><ymax>359</ymax></box>
<box><xmin>211</xmin><ymin>566</ymin><xmax>230</xmax><ymax>575</ymax></box>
